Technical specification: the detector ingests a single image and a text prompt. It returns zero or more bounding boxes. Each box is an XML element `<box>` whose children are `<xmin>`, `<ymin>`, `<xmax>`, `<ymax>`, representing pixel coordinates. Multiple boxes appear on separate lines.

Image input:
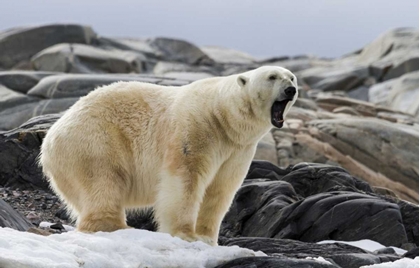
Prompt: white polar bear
<box><xmin>40</xmin><ymin>66</ymin><xmax>298</xmax><ymax>245</ymax></box>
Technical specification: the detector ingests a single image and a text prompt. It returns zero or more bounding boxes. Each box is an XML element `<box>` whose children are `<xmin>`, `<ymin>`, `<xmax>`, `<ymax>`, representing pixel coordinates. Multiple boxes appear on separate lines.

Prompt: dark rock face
<box><xmin>0</xmin><ymin>114</ymin><xmax>59</xmax><ymax>190</ymax></box>
<box><xmin>220</xmin><ymin>238</ymin><xmax>401</xmax><ymax>268</ymax></box>
<box><xmin>0</xmin><ymin>24</ymin><xmax>97</xmax><ymax>69</ymax></box>
<box><xmin>149</xmin><ymin>37</ymin><xmax>214</xmax><ymax>65</ymax></box>
<box><xmin>0</xmin><ymin>199</ymin><xmax>33</xmax><ymax>231</ymax></box>
<box><xmin>222</xmin><ymin>161</ymin><xmax>411</xmax><ymax>248</ymax></box>
<box><xmin>216</xmin><ymin>256</ymin><xmax>339</xmax><ymax>268</ymax></box>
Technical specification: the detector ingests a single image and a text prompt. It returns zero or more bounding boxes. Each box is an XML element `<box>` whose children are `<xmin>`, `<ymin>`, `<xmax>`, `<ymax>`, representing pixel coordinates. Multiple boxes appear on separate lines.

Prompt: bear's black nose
<box><xmin>284</xmin><ymin>86</ymin><xmax>296</xmax><ymax>98</ymax></box>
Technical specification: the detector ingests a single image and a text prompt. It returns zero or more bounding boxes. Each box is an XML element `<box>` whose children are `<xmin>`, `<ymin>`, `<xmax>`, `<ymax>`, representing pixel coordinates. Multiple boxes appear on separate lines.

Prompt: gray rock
<box><xmin>0</xmin><ymin>199</ymin><xmax>33</xmax><ymax>231</ymax></box>
<box><xmin>149</xmin><ymin>37</ymin><xmax>214</xmax><ymax>65</ymax></box>
<box><xmin>301</xmin><ymin>66</ymin><xmax>369</xmax><ymax>92</ymax></box>
<box><xmin>0</xmin><ymin>99</ymin><xmax>76</xmax><ymax>130</ymax></box>
<box><xmin>0</xmin><ymin>85</ymin><xmax>40</xmax><ymax>112</ymax></box>
<box><xmin>369</xmin><ymin>71</ymin><xmax>419</xmax><ymax>115</ymax></box>
<box><xmin>347</xmin><ymin>86</ymin><xmax>369</xmax><ymax>102</ymax></box>
<box><xmin>223</xmin><ymin>162</ymin><xmax>409</xmax><ymax>248</ymax></box>
<box><xmin>254</xmin><ymin>132</ymin><xmax>278</xmax><ymax>165</ymax></box>
<box><xmin>306</xmin><ymin>118</ymin><xmax>419</xmax><ymax>201</ymax></box>
<box><xmin>0</xmin><ymin>71</ymin><xmax>58</xmax><ymax>93</ymax></box>
<box><xmin>0</xmin><ymin>24</ymin><xmax>96</xmax><ymax>69</ymax></box>
<box><xmin>0</xmin><ymin>114</ymin><xmax>60</xmax><ymax>190</ymax></box>
<box><xmin>201</xmin><ymin>46</ymin><xmax>257</xmax><ymax>65</ymax></box>
<box><xmin>220</xmin><ymin>237</ymin><xmax>400</xmax><ymax>268</ymax></box>
<box><xmin>26</xmin><ymin>74</ymin><xmax>175</xmax><ymax>99</ymax></box>
<box><xmin>216</xmin><ymin>256</ymin><xmax>339</xmax><ymax>268</ymax></box>
<box><xmin>32</xmin><ymin>43</ymin><xmax>146</xmax><ymax>74</ymax></box>
<box><xmin>357</xmin><ymin>28</ymin><xmax>419</xmax><ymax>80</ymax></box>
<box><xmin>162</xmin><ymin>72</ymin><xmax>214</xmax><ymax>81</ymax></box>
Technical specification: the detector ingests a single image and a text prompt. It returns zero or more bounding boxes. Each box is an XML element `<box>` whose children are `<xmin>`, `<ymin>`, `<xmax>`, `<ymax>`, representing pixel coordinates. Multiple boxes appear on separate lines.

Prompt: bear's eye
<box><xmin>290</xmin><ymin>76</ymin><xmax>294</xmax><ymax>81</ymax></box>
<box><xmin>268</xmin><ymin>75</ymin><xmax>277</xmax><ymax>80</ymax></box>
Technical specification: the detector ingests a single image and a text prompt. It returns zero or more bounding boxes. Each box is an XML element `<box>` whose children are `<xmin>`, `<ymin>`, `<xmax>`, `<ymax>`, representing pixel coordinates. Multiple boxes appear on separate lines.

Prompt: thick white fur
<box><xmin>39</xmin><ymin>66</ymin><xmax>298</xmax><ymax>245</ymax></box>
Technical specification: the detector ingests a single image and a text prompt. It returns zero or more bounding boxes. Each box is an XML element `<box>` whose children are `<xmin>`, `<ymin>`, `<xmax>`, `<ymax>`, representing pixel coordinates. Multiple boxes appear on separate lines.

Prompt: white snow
<box><xmin>360</xmin><ymin>257</ymin><xmax>419</xmax><ymax>268</ymax></box>
<box><xmin>39</xmin><ymin>221</ymin><xmax>75</xmax><ymax>232</ymax></box>
<box><xmin>305</xmin><ymin>256</ymin><xmax>332</xmax><ymax>264</ymax></box>
<box><xmin>0</xmin><ymin>227</ymin><xmax>265</xmax><ymax>268</ymax></box>
<box><xmin>317</xmin><ymin>239</ymin><xmax>407</xmax><ymax>255</ymax></box>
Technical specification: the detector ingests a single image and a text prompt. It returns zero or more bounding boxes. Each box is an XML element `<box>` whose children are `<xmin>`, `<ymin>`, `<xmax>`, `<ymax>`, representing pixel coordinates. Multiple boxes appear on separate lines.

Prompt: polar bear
<box><xmin>40</xmin><ymin>66</ymin><xmax>298</xmax><ymax>245</ymax></box>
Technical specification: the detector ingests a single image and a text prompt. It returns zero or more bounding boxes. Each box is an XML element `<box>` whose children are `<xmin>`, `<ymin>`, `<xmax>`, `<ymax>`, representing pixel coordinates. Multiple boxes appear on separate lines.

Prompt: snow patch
<box><xmin>0</xmin><ymin>227</ymin><xmax>265</xmax><ymax>268</ymax></box>
<box><xmin>360</xmin><ymin>257</ymin><xmax>419</xmax><ymax>268</ymax></box>
<box><xmin>317</xmin><ymin>239</ymin><xmax>407</xmax><ymax>255</ymax></box>
<box><xmin>305</xmin><ymin>256</ymin><xmax>332</xmax><ymax>264</ymax></box>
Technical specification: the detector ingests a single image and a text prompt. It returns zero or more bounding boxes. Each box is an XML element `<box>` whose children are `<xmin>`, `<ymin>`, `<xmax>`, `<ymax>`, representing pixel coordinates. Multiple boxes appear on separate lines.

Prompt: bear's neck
<box><xmin>210</xmin><ymin>82</ymin><xmax>272</xmax><ymax>146</ymax></box>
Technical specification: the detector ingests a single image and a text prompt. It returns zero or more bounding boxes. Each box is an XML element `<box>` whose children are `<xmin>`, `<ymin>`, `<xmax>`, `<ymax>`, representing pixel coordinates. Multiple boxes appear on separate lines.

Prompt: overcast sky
<box><xmin>2</xmin><ymin>0</ymin><xmax>418</xmax><ymax>58</ymax></box>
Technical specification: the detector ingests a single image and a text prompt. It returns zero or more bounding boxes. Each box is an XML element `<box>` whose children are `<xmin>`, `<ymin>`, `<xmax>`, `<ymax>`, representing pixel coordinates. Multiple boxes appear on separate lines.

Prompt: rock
<box><xmin>153</xmin><ymin>61</ymin><xmax>217</xmax><ymax>76</ymax></box>
<box><xmin>0</xmin><ymin>198</ymin><xmax>33</xmax><ymax>231</ymax></box>
<box><xmin>0</xmin><ymin>98</ymin><xmax>77</xmax><ymax>130</ymax></box>
<box><xmin>0</xmin><ymin>24</ymin><xmax>97</xmax><ymax>69</ymax></box>
<box><xmin>301</xmin><ymin>118</ymin><xmax>418</xmax><ymax>202</ymax></box>
<box><xmin>26</xmin><ymin>74</ymin><xmax>188</xmax><ymax>99</ymax></box>
<box><xmin>216</xmin><ymin>256</ymin><xmax>339</xmax><ymax>268</ymax></box>
<box><xmin>0</xmin><ymin>114</ymin><xmax>59</xmax><ymax>190</ymax></box>
<box><xmin>261</xmin><ymin>57</ymin><xmax>316</xmax><ymax>72</ymax></box>
<box><xmin>98</xmin><ymin>37</ymin><xmax>158</xmax><ymax>58</ymax></box>
<box><xmin>369</xmin><ymin>71</ymin><xmax>419</xmax><ymax>115</ymax></box>
<box><xmin>148</xmin><ymin>37</ymin><xmax>214</xmax><ymax>65</ymax></box>
<box><xmin>222</xmin><ymin>161</ymin><xmax>410</xmax><ymax>248</ymax></box>
<box><xmin>299</xmin><ymin>65</ymin><xmax>369</xmax><ymax>92</ymax></box>
<box><xmin>253</xmin><ymin>132</ymin><xmax>278</xmax><ymax>165</ymax></box>
<box><xmin>220</xmin><ymin>237</ymin><xmax>367</xmax><ymax>257</ymax></box>
<box><xmin>397</xmin><ymin>200</ymin><xmax>419</xmax><ymax>246</ymax></box>
<box><xmin>26</xmin><ymin>227</ymin><xmax>51</xmax><ymax>236</ymax></box>
<box><xmin>31</xmin><ymin>43</ymin><xmax>146</xmax><ymax>74</ymax></box>
<box><xmin>357</xmin><ymin>28</ymin><xmax>419</xmax><ymax>81</ymax></box>
<box><xmin>220</xmin><ymin>237</ymin><xmax>401</xmax><ymax>268</ymax></box>
<box><xmin>347</xmin><ymin>86</ymin><xmax>369</xmax><ymax>102</ymax></box>
<box><xmin>163</xmin><ymin>72</ymin><xmax>214</xmax><ymax>81</ymax></box>
<box><xmin>0</xmin><ymin>85</ymin><xmax>40</xmax><ymax>111</ymax></box>
<box><xmin>403</xmin><ymin>248</ymin><xmax>419</xmax><ymax>259</ymax></box>
<box><xmin>126</xmin><ymin>208</ymin><xmax>157</xmax><ymax>232</ymax></box>
<box><xmin>201</xmin><ymin>46</ymin><xmax>257</xmax><ymax>65</ymax></box>
<box><xmin>0</xmin><ymin>71</ymin><xmax>57</xmax><ymax>93</ymax></box>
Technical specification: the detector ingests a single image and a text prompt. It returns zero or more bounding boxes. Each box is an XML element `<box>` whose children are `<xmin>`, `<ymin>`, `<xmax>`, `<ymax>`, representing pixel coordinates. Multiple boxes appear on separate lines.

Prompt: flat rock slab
<box><xmin>27</xmin><ymin>74</ymin><xmax>190</xmax><ymax>99</ymax></box>
<box><xmin>0</xmin><ymin>24</ymin><xmax>96</xmax><ymax>69</ymax></box>
<box><xmin>0</xmin><ymin>199</ymin><xmax>33</xmax><ymax>231</ymax></box>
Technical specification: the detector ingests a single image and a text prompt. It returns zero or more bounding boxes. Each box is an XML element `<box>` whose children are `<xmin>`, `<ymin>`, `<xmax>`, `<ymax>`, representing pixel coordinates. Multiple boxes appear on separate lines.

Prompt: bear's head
<box><xmin>237</xmin><ymin>66</ymin><xmax>298</xmax><ymax>128</ymax></box>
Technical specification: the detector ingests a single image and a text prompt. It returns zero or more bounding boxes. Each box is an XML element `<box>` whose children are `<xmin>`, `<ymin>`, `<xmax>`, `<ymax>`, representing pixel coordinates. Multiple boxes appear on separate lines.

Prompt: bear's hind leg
<box><xmin>76</xmin><ymin>171</ymin><xmax>130</xmax><ymax>233</ymax></box>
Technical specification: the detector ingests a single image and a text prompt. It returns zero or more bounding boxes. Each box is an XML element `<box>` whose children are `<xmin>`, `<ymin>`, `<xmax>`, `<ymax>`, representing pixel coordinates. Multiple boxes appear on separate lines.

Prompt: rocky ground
<box><xmin>0</xmin><ymin>24</ymin><xmax>418</xmax><ymax>267</ymax></box>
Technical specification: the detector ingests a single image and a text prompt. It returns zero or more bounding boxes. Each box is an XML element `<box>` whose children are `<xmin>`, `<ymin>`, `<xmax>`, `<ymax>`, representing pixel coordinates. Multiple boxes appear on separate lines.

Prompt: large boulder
<box><xmin>149</xmin><ymin>37</ymin><xmax>214</xmax><ymax>65</ymax></box>
<box><xmin>201</xmin><ymin>46</ymin><xmax>257</xmax><ymax>65</ymax></box>
<box><xmin>357</xmin><ymin>28</ymin><xmax>419</xmax><ymax>81</ymax></box>
<box><xmin>308</xmin><ymin>66</ymin><xmax>369</xmax><ymax>92</ymax></box>
<box><xmin>31</xmin><ymin>43</ymin><xmax>146</xmax><ymax>74</ymax></box>
<box><xmin>220</xmin><ymin>238</ymin><xmax>401</xmax><ymax>268</ymax></box>
<box><xmin>0</xmin><ymin>24</ymin><xmax>96</xmax><ymax>69</ymax></box>
<box><xmin>222</xmin><ymin>162</ymin><xmax>409</xmax><ymax>248</ymax></box>
<box><xmin>0</xmin><ymin>114</ymin><xmax>59</xmax><ymax>190</ymax></box>
<box><xmin>301</xmin><ymin>118</ymin><xmax>419</xmax><ymax>202</ymax></box>
<box><xmin>369</xmin><ymin>71</ymin><xmax>419</xmax><ymax>115</ymax></box>
<box><xmin>26</xmin><ymin>73</ymin><xmax>189</xmax><ymax>99</ymax></box>
<box><xmin>0</xmin><ymin>71</ymin><xmax>57</xmax><ymax>93</ymax></box>
<box><xmin>0</xmin><ymin>199</ymin><xmax>33</xmax><ymax>231</ymax></box>
<box><xmin>0</xmin><ymin>85</ymin><xmax>39</xmax><ymax>111</ymax></box>
<box><xmin>0</xmin><ymin>98</ymin><xmax>77</xmax><ymax>130</ymax></box>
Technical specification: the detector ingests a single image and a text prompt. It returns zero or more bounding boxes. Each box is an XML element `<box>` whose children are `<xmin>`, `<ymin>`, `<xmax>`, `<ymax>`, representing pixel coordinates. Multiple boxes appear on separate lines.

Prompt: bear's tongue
<box><xmin>271</xmin><ymin>100</ymin><xmax>289</xmax><ymax>128</ymax></box>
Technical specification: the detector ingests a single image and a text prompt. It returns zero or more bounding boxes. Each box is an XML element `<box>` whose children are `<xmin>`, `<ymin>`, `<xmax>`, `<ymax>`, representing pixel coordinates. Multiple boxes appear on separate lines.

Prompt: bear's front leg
<box><xmin>195</xmin><ymin>149</ymin><xmax>256</xmax><ymax>245</ymax></box>
<box><xmin>154</xmin><ymin>168</ymin><xmax>213</xmax><ymax>245</ymax></box>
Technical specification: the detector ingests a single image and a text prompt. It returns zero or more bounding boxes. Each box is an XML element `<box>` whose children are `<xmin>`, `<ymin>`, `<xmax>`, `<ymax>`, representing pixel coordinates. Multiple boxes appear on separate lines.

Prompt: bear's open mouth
<box><xmin>271</xmin><ymin>100</ymin><xmax>289</xmax><ymax>128</ymax></box>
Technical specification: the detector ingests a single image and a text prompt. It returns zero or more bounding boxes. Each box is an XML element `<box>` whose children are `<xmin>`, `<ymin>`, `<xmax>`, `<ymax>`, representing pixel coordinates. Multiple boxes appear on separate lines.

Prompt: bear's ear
<box><xmin>237</xmin><ymin>75</ymin><xmax>249</xmax><ymax>88</ymax></box>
